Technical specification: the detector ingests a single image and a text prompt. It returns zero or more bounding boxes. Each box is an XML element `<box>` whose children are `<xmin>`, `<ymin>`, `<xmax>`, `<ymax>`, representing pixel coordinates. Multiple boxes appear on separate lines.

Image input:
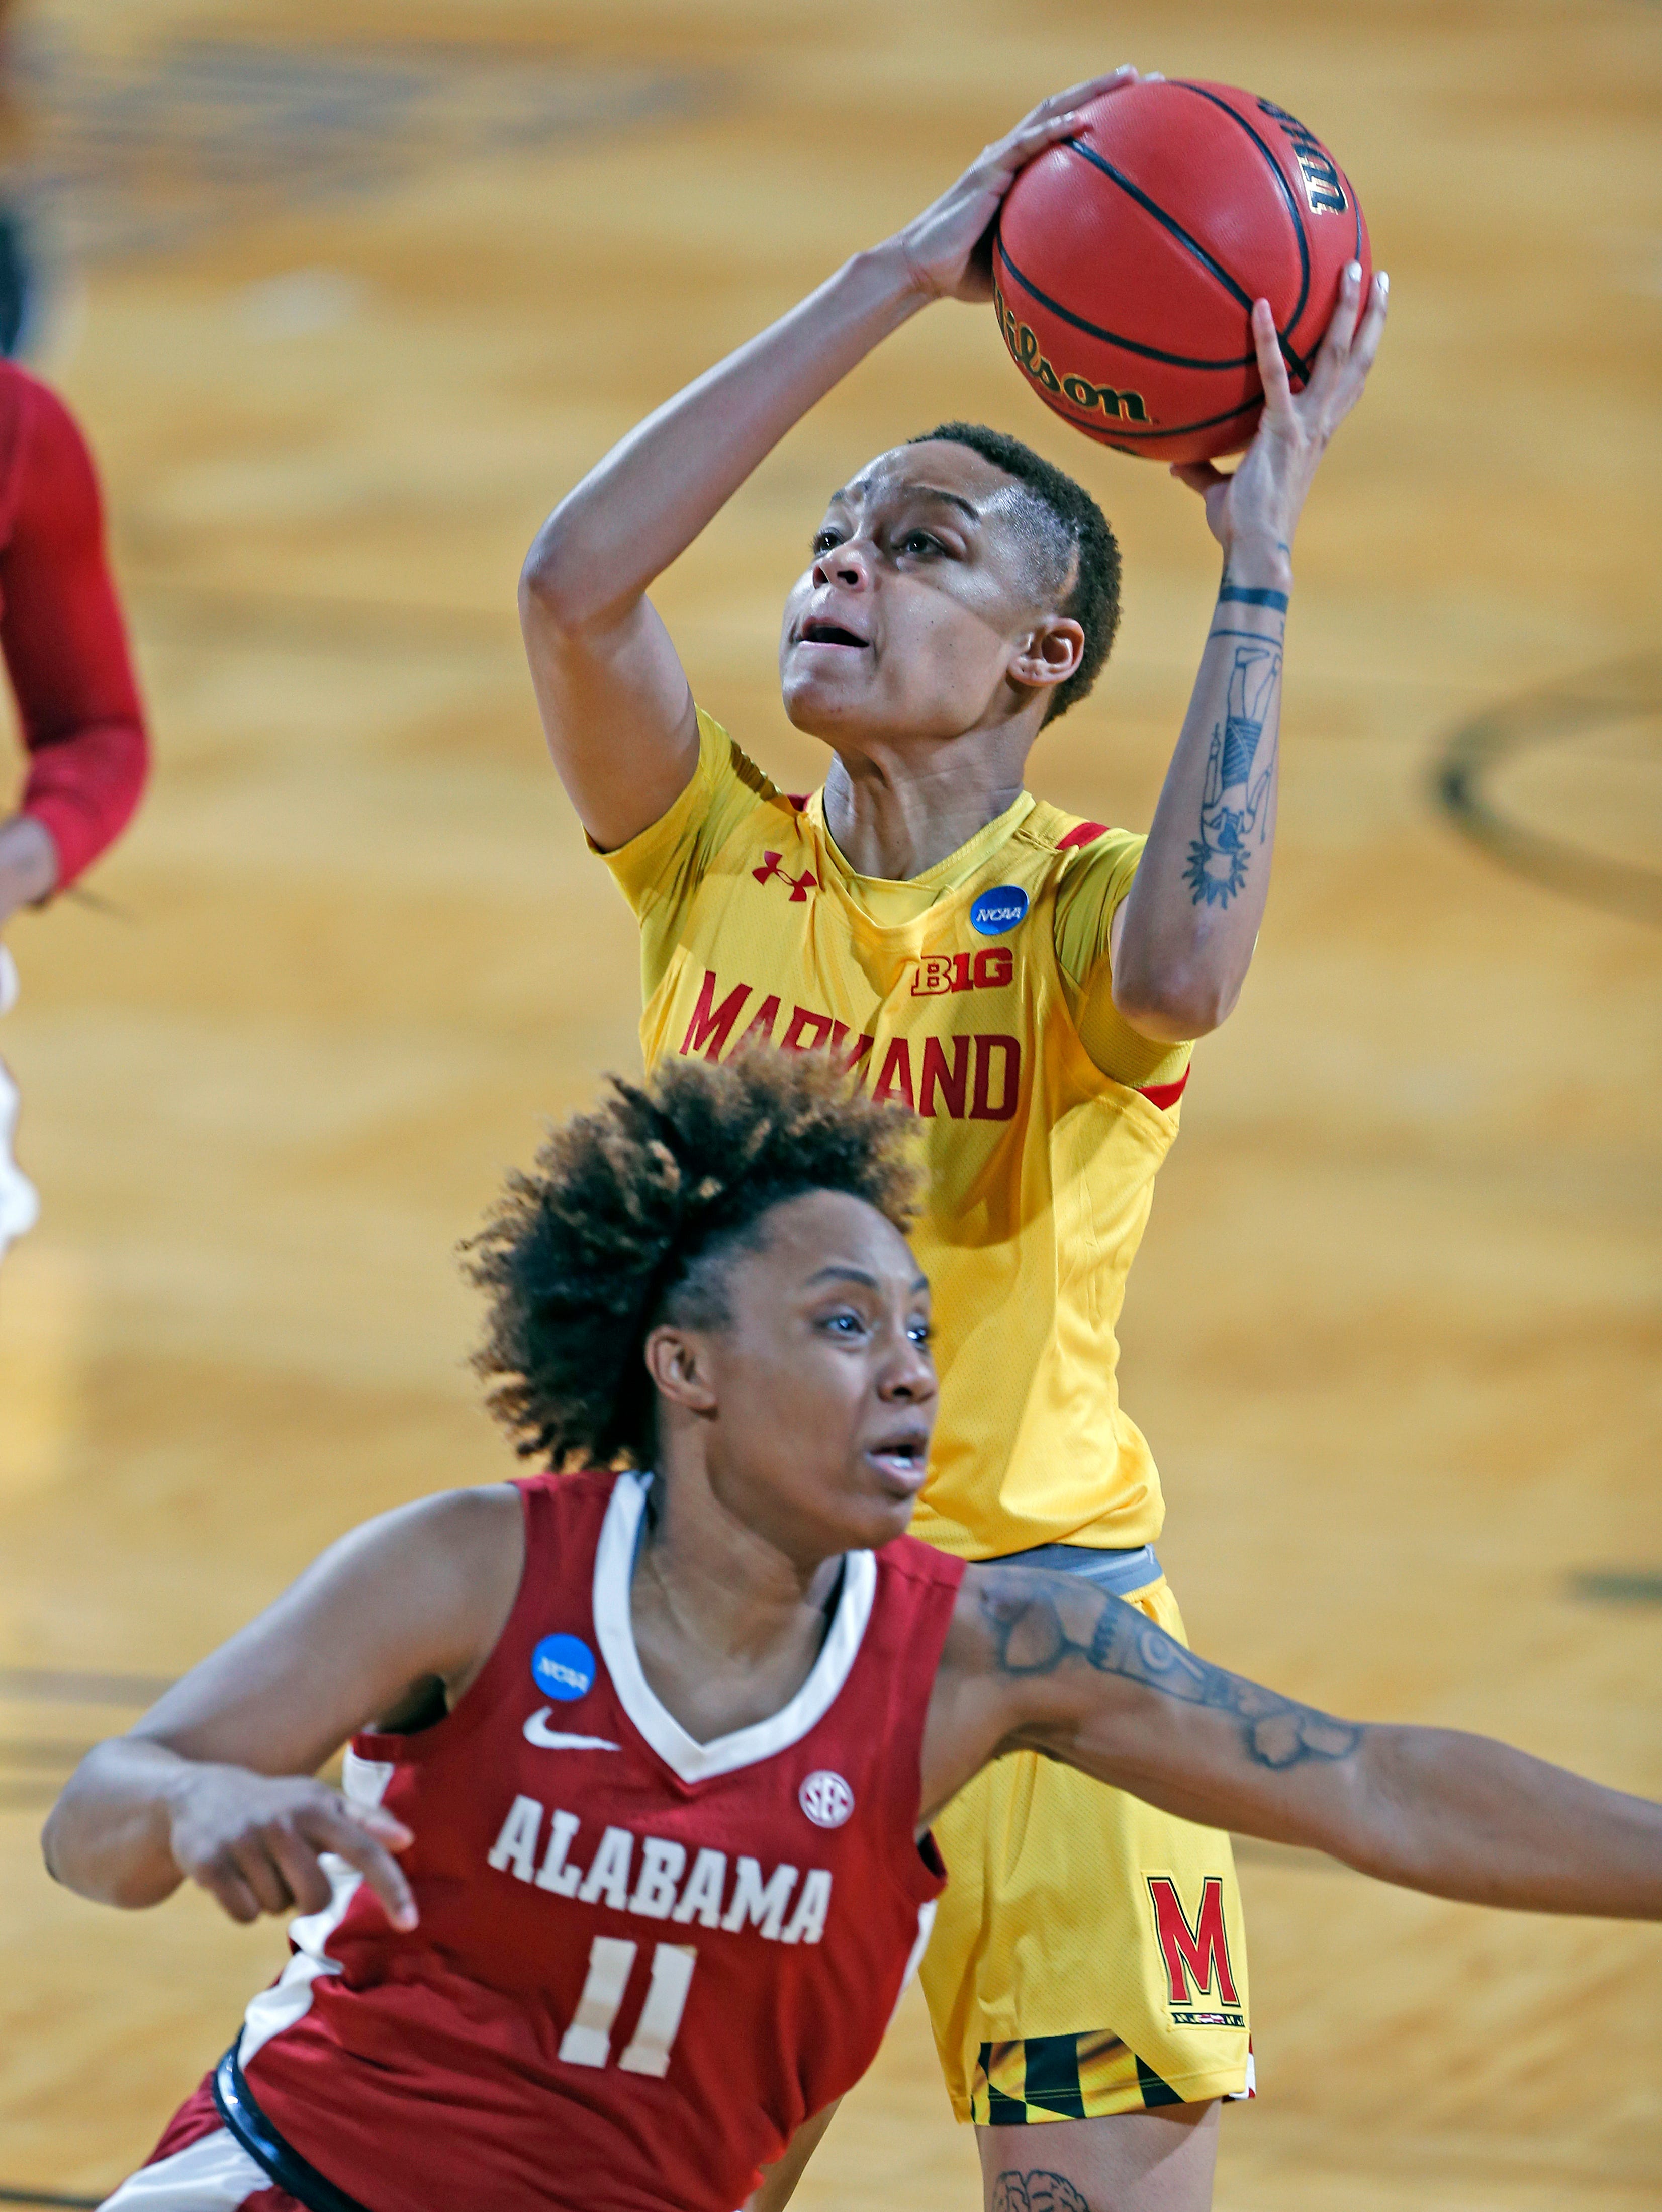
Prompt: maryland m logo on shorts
<box><xmin>1146</xmin><ymin>1875</ymin><xmax>1245</xmax><ymax>2031</ymax></box>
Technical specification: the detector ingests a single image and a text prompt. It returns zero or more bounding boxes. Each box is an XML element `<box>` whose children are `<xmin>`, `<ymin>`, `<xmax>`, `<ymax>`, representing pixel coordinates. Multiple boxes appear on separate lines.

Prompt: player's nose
<box><xmin>876</xmin><ymin>1326</ymin><xmax>936</xmax><ymax>1404</ymax></box>
<box><xmin>811</xmin><ymin>536</ymin><xmax>873</xmax><ymax>591</ymax></box>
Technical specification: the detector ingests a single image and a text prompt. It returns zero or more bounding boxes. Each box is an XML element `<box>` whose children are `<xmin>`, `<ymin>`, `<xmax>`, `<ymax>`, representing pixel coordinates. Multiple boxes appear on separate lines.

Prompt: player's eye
<box><xmin>898</xmin><ymin>529</ymin><xmax>942</xmax><ymax>556</ymax></box>
<box><xmin>812</xmin><ymin>528</ymin><xmax>843</xmax><ymax>555</ymax></box>
<box><xmin>907</xmin><ymin>1319</ymin><xmax>933</xmax><ymax>1347</ymax></box>
<box><xmin>821</xmin><ymin>1307</ymin><xmax>867</xmax><ymax>1339</ymax></box>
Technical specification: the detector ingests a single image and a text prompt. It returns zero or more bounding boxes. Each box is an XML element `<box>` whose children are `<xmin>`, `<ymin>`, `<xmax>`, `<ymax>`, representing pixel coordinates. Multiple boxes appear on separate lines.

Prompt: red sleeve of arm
<box><xmin>7</xmin><ymin>378</ymin><xmax>149</xmax><ymax>889</ymax></box>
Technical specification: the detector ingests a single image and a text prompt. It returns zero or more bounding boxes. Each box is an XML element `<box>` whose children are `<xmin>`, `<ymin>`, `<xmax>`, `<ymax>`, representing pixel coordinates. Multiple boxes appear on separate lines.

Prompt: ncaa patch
<box><xmin>531</xmin><ymin>1633</ymin><xmax>596</xmax><ymax>1703</ymax></box>
<box><xmin>970</xmin><ymin>886</ymin><xmax>1029</xmax><ymax>936</ymax></box>
<box><xmin>799</xmin><ymin>1770</ymin><xmax>855</xmax><ymax>1828</ymax></box>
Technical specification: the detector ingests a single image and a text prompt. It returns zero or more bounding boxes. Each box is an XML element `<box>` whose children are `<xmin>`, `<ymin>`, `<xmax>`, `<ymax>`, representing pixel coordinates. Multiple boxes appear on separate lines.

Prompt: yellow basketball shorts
<box><xmin>919</xmin><ymin>1573</ymin><xmax>1253</xmax><ymax>2124</ymax></box>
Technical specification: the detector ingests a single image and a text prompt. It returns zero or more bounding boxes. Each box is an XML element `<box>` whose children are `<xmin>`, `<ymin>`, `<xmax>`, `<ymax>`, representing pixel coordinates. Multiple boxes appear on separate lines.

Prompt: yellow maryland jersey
<box><xmin>599</xmin><ymin>712</ymin><xmax>1193</xmax><ymax>1560</ymax></box>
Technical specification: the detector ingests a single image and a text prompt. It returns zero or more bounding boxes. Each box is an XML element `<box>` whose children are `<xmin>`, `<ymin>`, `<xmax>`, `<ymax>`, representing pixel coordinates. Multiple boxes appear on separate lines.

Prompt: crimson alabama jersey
<box><xmin>233</xmin><ymin>1469</ymin><xmax>962</xmax><ymax>2212</ymax></box>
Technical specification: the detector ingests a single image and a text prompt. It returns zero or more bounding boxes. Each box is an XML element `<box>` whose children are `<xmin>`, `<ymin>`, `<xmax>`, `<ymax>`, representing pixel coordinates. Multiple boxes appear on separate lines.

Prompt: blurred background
<box><xmin>0</xmin><ymin>2</ymin><xmax>1657</xmax><ymax>2205</ymax></box>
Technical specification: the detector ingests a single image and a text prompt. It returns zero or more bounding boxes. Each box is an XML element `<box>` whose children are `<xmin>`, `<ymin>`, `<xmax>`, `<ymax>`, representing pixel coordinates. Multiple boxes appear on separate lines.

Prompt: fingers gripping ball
<box><xmin>993</xmin><ymin>79</ymin><xmax>1370</xmax><ymax>462</ymax></box>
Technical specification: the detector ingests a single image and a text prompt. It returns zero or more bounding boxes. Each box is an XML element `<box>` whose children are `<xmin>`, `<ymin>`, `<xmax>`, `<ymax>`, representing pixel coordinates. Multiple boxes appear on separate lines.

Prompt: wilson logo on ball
<box><xmin>798</xmin><ymin>1771</ymin><xmax>855</xmax><ymax>1829</ymax></box>
<box><xmin>994</xmin><ymin>285</ymin><xmax>1148</xmax><ymax>425</ymax></box>
<box><xmin>1256</xmin><ymin>100</ymin><xmax>1349</xmax><ymax>216</ymax></box>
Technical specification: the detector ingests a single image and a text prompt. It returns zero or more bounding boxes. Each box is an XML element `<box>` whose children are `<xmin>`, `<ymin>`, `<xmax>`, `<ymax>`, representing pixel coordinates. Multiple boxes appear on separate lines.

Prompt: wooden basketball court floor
<box><xmin>1</xmin><ymin>1</ymin><xmax>1657</xmax><ymax>2203</ymax></box>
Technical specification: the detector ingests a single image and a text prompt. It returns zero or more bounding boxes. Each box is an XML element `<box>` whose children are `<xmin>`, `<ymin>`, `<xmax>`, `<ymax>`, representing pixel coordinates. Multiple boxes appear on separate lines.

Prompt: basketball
<box><xmin>994</xmin><ymin>79</ymin><xmax>1371</xmax><ymax>463</ymax></box>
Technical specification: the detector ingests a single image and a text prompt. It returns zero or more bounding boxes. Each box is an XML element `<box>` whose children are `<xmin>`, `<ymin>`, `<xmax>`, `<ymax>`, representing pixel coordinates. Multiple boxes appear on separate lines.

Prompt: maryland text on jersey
<box><xmin>679</xmin><ymin>964</ymin><xmax>1022</xmax><ymax>1122</ymax></box>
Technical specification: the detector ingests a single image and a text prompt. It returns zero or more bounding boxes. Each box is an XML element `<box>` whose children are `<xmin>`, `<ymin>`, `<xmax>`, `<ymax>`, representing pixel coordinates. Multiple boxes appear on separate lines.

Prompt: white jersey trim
<box><xmin>593</xmin><ymin>1471</ymin><xmax>877</xmax><ymax>1784</ymax></box>
<box><xmin>100</xmin><ymin>2123</ymin><xmax>269</xmax><ymax>2208</ymax></box>
<box><xmin>894</xmin><ymin>1899</ymin><xmax>937</xmax><ymax>2013</ymax></box>
<box><xmin>236</xmin><ymin>1747</ymin><xmax>393</xmax><ymax>2067</ymax></box>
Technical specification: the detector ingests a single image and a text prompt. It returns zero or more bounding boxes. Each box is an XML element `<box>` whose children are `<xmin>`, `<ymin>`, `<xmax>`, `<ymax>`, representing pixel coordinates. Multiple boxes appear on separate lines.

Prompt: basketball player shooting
<box><xmin>518</xmin><ymin>66</ymin><xmax>1387</xmax><ymax>2212</ymax></box>
<box><xmin>44</xmin><ymin>1052</ymin><xmax>1662</xmax><ymax>2212</ymax></box>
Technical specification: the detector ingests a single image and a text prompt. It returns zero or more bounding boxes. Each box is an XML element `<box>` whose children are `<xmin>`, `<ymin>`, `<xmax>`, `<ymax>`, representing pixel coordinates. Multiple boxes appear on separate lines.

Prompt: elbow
<box><xmin>1308</xmin><ymin>1728</ymin><xmax>1426</xmax><ymax>1890</ymax></box>
<box><xmin>517</xmin><ymin>530</ymin><xmax>573</xmax><ymax>631</ymax></box>
<box><xmin>39</xmin><ymin>1795</ymin><xmax>68</xmax><ymax>1887</ymax></box>
<box><xmin>1111</xmin><ymin>967</ymin><xmax>1239</xmax><ymax>1043</ymax></box>
<box><xmin>36</xmin><ymin>1787</ymin><xmax>114</xmax><ymax>1904</ymax></box>
<box><xmin>519</xmin><ymin>511</ymin><xmax>612</xmax><ymax>637</ymax></box>
<box><xmin>40</xmin><ymin>1747</ymin><xmax>184</xmax><ymax>1911</ymax></box>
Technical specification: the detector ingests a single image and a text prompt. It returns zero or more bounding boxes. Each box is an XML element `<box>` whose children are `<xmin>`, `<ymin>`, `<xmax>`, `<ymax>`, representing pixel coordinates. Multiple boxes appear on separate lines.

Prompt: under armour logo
<box><xmin>753</xmin><ymin>851</ymin><xmax>818</xmax><ymax>902</ymax></box>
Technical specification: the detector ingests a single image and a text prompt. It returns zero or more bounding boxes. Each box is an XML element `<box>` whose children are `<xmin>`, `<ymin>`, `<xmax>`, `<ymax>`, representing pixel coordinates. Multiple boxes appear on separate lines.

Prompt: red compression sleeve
<box><xmin>8</xmin><ymin>377</ymin><xmax>148</xmax><ymax>889</ymax></box>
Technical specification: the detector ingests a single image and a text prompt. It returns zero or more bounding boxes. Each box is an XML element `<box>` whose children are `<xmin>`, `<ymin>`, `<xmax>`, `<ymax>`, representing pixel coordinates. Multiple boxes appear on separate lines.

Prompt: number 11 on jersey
<box><xmin>559</xmin><ymin>1936</ymin><xmax>698</xmax><ymax>2077</ymax></box>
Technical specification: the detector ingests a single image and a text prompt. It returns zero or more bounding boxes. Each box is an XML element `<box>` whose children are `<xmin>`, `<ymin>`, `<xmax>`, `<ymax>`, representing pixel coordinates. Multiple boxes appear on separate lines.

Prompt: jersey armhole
<box><xmin>1045</xmin><ymin>826</ymin><xmax>1194</xmax><ymax>1098</ymax></box>
<box><xmin>591</xmin><ymin>712</ymin><xmax>786</xmax><ymax>934</ymax></box>
<box><xmin>879</xmin><ymin>1551</ymin><xmax>965</xmax><ymax>1906</ymax></box>
<box><xmin>1048</xmin><ymin>822</ymin><xmax>1143</xmax><ymax>980</ymax></box>
<box><xmin>353</xmin><ymin>1480</ymin><xmax>542</xmax><ymax>1760</ymax></box>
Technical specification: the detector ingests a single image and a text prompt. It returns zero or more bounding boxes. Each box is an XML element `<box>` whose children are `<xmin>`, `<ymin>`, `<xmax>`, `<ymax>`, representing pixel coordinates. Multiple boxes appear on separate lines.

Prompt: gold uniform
<box><xmin>599</xmin><ymin>712</ymin><xmax>1251</xmax><ymax>2121</ymax></box>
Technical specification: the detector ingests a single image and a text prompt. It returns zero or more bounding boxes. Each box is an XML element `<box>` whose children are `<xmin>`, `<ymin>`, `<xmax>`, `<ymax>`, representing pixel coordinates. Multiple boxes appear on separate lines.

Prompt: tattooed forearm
<box><xmin>1184</xmin><ymin>640</ymin><xmax>1282</xmax><ymax>909</ymax></box>
<box><xmin>977</xmin><ymin>1570</ymin><xmax>1360</xmax><ymax>1771</ymax></box>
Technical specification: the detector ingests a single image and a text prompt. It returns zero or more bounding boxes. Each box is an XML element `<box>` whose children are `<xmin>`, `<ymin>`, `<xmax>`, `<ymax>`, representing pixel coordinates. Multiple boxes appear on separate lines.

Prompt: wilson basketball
<box><xmin>994</xmin><ymin>79</ymin><xmax>1370</xmax><ymax>463</ymax></box>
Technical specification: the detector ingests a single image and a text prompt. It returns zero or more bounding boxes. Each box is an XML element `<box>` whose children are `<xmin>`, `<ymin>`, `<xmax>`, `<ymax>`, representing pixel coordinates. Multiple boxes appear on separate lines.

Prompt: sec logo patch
<box><xmin>799</xmin><ymin>1770</ymin><xmax>855</xmax><ymax>1828</ymax></box>
<box><xmin>970</xmin><ymin>886</ymin><xmax>1029</xmax><ymax>936</ymax></box>
<box><xmin>531</xmin><ymin>1633</ymin><xmax>596</xmax><ymax>1703</ymax></box>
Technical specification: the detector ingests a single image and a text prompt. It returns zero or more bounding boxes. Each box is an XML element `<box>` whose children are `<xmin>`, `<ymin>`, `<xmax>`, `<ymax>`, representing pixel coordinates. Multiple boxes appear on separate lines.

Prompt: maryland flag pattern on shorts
<box><xmin>971</xmin><ymin>2029</ymin><xmax>1256</xmax><ymax>2125</ymax></box>
<box><xmin>971</xmin><ymin>2031</ymin><xmax>1180</xmax><ymax>2124</ymax></box>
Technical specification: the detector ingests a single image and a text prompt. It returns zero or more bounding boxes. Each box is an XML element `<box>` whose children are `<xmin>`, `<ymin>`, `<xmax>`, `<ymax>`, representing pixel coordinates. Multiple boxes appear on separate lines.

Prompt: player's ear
<box><xmin>1008</xmin><ymin>616</ymin><xmax>1084</xmax><ymax>697</ymax></box>
<box><xmin>643</xmin><ymin>1324</ymin><xmax>719</xmax><ymax>1419</ymax></box>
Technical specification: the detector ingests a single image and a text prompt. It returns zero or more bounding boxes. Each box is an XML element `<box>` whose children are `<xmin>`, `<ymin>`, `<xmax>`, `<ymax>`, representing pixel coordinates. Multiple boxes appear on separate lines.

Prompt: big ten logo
<box><xmin>1255</xmin><ymin>100</ymin><xmax>1348</xmax><ymax>216</ymax></box>
<box><xmin>911</xmin><ymin>947</ymin><xmax>1013</xmax><ymax>998</ymax></box>
<box><xmin>993</xmin><ymin>283</ymin><xmax>1149</xmax><ymax>424</ymax></box>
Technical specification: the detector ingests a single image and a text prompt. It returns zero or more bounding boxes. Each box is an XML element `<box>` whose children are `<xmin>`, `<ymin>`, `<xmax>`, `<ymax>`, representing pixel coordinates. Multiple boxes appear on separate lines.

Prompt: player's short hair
<box><xmin>908</xmin><ymin>421</ymin><xmax>1121</xmax><ymax>723</ymax></box>
<box><xmin>467</xmin><ymin>1049</ymin><xmax>921</xmax><ymax>1468</ymax></box>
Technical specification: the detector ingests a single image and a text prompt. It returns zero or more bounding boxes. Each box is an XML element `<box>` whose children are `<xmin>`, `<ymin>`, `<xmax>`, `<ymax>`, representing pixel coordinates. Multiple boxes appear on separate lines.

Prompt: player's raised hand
<box><xmin>1172</xmin><ymin>261</ymin><xmax>1389</xmax><ymax>557</ymax></box>
<box><xmin>892</xmin><ymin>69</ymin><xmax>1151</xmax><ymax>303</ymax></box>
<box><xmin>167</xmin><ymin>1764</ymin><xmax>418</xmax><ymax>1931</ymax></box>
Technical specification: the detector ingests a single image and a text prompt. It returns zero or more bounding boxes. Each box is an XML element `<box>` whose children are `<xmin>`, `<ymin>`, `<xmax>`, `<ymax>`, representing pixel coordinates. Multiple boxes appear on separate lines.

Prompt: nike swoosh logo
<box><xmin>523</xmin><ymin>1707</ymin><xmax>621</xmax><ymax>1752</ymax></box>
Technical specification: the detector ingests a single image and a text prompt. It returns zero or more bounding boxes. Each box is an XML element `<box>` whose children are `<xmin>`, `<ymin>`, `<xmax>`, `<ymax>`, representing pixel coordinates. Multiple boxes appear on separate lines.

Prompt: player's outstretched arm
<box><xmin>1</xmin><ymin>378</ymin><xmax>150</xmax><ymax>920</ymax></box>
<box><xmin>1108</xmin><ymin>263</ymin><xmax>1389</xmax><ymax>1040</ymax></box>
<box><xmin>924</xmin><ymin>1565</ymin><xmax>1662</xmax><ymax>1919</ymax></box>
<box><xmin>519</xmin><ymin>70</ymin><xmax>1144</xmax><ymax>852</ymax></box>
<box><xmin>40</xmin><ymin>1487</ymin><xmax>523</xmax><ymax>1929</ymax></box>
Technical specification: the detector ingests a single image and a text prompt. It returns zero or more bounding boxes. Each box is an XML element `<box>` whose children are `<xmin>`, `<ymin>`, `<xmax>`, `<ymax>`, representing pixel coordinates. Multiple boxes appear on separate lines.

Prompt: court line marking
<box><xmin>0</xmin><ymin>1667</ymin><xmax>173</xmax><ymax>1704</ymax></box>
<box><xmin>1568</xmin><ymin>1571</ymin><xmax>1662</xmax><ymax>1606</ymax></box>
<box><xmin>19</xmin><ymin>30</ymin><xmax>724</xmax><ymax>266</ymax></box>
<box><xmin>1432</xmin><ymin>651</ymin><xmax>1662</xmax><ymax>927</ymax></box>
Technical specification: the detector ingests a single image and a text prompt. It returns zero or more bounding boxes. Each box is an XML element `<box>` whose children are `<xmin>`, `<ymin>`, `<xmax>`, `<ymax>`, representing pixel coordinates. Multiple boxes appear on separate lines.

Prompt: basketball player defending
<box><xmin>47</xmin><ymin>1051</ymin><xmax>1662</xmax><ymax>2212</ymax></box>
<box><xmin>519</xmin><ymin>68</ymin><xmax>1388</xmax><ymax>2210</ymax></box>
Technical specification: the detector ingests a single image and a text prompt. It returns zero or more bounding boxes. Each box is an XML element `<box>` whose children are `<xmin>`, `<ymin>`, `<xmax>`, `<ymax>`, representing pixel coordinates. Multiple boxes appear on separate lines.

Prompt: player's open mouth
<box><xmin>865</xmin><ymin>1432</ymin><xmax>929</xmax><ymax>1493</ymax></box>
<box><xmin>798</xmin><ymin>620</ymin><xmax>869</xmax><ymax>650</ymax></box>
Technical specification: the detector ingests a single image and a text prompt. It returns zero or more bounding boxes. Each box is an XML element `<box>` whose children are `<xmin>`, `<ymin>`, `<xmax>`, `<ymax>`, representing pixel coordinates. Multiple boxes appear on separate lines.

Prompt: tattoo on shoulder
<box><xmin>992</xmin><ymin>2175</ymin><xmax>1087</xmax><ymax>2212</ymax></box>
<box><xmin>1186</xmin><ymin>641</ymin><xmax>1281</xmax><ymax>909</ymax></box>
<box><xmin>977</xmin><ymin>1570</ymin><xmax>1360</xmax><ymax>1771</ymax></box>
